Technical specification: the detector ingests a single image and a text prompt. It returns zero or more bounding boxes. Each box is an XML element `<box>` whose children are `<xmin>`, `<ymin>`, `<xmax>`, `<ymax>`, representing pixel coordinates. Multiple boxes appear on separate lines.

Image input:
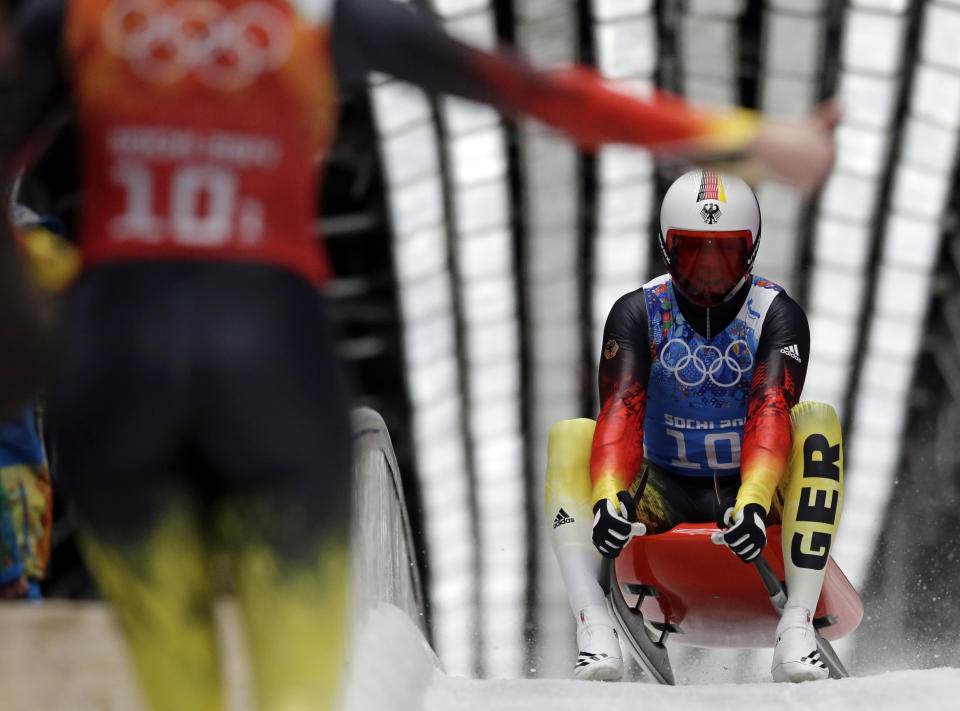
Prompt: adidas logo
<box><xmin>575</xmin><ymin>652</ymin><xmax>609</xmax><ymax>668</ymax></box>
<box><xmin>799</xmin><ymin>650</ymin><xmax>827</xmax><ymax>670</ymax></box>
<box><xmin>553</xmin><ymin>508</ymin><xmax>575</xmax><ymax>528</ymax></box>
<box><xmin>779</xmin><ymin>344</ymin><xmax>802</xmax><ymax>363</ymax></box>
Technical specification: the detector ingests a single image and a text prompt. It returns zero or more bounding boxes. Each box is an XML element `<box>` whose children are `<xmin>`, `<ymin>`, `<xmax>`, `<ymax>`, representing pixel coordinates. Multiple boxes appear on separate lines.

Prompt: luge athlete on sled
<box><xmin>546</xmin><ymin>169</ymin><xmax>845</xmax><ymax>683</ymax></box>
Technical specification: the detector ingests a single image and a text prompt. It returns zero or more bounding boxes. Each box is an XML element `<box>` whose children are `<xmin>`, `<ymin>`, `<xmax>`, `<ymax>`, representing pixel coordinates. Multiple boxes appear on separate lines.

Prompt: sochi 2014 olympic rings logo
<box><xmin>659</xmin><ymin>338</ymin><xmax>754</xmax><ymax>388</ymax></box>
<box><xmin>102</xmin><ymin>0</ymin><xmax>294</xmax><ymax>91</ymax></box>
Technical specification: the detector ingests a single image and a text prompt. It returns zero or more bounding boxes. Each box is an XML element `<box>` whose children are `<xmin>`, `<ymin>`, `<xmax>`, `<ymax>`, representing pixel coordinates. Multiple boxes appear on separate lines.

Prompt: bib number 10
<box><xmin>110</xmin><ymin>160</ymin><xmax>265</xmax><ymax>246</ymax></box>
<box><xmin>665</xmin><ymin>428</ymin><xmax>741</xmax><ymax>470</ymax></box>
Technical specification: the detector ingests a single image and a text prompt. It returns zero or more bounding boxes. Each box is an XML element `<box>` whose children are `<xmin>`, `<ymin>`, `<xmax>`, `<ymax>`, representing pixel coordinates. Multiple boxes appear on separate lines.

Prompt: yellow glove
<box><xmin>18</xmin><ymin>226</ymin><xmax>81</xmax><ymax>293</ymax></box>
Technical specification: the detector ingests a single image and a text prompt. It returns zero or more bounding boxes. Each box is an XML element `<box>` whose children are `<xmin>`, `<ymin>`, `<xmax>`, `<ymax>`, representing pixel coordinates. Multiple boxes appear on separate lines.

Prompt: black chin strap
<box><xmin>675</xmin><ymin>279</ymin><xmax>750</xmax><ymax>339</ymax></box>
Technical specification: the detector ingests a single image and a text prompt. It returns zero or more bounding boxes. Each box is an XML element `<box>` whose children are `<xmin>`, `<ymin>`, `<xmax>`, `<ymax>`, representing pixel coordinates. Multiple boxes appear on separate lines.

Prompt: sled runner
<box><xmin>604</xmin><ymin>524</ymin><xmax>863</xmax><ymax>684</ymax></box>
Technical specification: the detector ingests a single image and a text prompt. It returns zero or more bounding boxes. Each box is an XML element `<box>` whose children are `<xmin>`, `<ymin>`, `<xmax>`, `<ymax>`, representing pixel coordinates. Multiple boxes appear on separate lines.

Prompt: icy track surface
<box><xmin>344</xmin><ymin>606</ymin><xmax>960</xmax><ymax>711</ymax></box>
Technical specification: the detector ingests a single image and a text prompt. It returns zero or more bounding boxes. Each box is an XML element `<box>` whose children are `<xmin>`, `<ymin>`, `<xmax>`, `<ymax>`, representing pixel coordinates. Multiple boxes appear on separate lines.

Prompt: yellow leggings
<box><xmin>79</xmin><ymin>498</ymin><xmax>349</xmax><ymax>711</ymax></box>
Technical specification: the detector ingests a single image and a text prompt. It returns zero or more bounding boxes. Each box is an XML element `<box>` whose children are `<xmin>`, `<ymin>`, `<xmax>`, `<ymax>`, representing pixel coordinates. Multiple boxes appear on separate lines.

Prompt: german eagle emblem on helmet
<box><xmin>700</xmin><ymin>203</ymin><xmax>722</xmax><ymax>224</ymax></box>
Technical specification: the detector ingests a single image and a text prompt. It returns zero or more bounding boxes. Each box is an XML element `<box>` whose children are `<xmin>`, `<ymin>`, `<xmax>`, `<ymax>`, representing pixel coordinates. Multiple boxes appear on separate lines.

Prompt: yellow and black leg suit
<box><xmin>51</xmin><ymin>265</ymin><xmax>352</xmax><ymax>711</ymax></box>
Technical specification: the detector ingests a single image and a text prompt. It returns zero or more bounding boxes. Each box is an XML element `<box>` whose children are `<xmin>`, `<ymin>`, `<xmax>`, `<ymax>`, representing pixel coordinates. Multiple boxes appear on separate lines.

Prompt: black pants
<box><xmin>49</xmin><ymin>260</ymin><xmax>352</xmax><ymax>555</ymax></box>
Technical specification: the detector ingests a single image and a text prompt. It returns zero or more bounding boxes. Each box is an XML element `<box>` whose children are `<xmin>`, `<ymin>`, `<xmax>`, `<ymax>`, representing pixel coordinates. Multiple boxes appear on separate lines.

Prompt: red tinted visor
<box><xmin>665</xmin><ymin>229</ymin><xmax>753</xmax><ymax>307</ymax></box>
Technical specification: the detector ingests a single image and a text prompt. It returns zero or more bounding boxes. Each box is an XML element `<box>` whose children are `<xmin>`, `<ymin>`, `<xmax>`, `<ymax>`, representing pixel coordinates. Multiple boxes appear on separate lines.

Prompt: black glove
<box><xmin>592</xmin><ymin>491</ymin><xmax>646</xmax><ymax>559</ymax></box>
<box><xmin>711</xmin><ymin>503</ymin><xmax>767</xmax><ymax>563</ymax></box>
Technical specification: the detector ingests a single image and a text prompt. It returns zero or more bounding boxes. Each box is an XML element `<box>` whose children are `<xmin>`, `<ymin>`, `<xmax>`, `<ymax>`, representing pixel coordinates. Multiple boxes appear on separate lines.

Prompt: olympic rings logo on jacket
<box><xmin>659</xmin><ymin>338</ymin><xmax>754</xmax><ymax>388</ymax></box>
<box><xmin>101</xmin><ymin>0</ymin><xmax>296</xmax><ymax>91</ymax></box>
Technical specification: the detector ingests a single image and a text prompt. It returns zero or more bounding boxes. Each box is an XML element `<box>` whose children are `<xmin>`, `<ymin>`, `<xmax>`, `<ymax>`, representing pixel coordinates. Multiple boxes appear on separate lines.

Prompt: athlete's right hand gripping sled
<box><xmin>602</xmin><ymin>517</ymin><xmax>863</xmax><ymax>685</ymax></box>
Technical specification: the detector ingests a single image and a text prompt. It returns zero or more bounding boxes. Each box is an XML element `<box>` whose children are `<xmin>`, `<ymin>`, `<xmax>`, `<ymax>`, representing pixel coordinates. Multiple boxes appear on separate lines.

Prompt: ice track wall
<box><xmin>342</xmin><ymin>408</ymin><xmax>442</xmax><ymax>711</ymax></box>
<box><xmin>349</xmin><ymin>406</ymin><xmax>427</xmax><ymax>630</ymax></box>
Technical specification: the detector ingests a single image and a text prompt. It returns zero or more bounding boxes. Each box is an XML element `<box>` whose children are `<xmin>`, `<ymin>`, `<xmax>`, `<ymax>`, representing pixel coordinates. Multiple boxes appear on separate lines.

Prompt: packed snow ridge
<box><xmin>343</xmin><ymin>605</ymin><xmax>960</xmax><ymax>711</ymax></box>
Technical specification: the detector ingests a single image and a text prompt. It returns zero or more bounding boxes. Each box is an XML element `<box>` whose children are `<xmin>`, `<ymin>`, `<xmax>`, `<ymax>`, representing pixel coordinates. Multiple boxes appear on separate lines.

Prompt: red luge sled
<box><xmin>607</xmin><ymin>523</ymin><xmax>864</xmax><ymax>683</ymax></box>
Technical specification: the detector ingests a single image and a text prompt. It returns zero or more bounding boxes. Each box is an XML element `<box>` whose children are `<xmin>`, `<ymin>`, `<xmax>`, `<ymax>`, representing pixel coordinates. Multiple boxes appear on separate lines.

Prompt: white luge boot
<box><xmin>573</xmin><ymin>604</ymin><xmax>623</xmax><ymax>681</ymax></box>
<box><xmin>771</xmin><ymin>605</ymin><xmax>829</xmax><ymax>682</ymax></box>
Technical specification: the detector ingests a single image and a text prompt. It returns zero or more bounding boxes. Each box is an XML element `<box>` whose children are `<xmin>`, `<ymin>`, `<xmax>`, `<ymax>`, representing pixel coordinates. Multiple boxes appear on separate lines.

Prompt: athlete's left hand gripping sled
<box><xmin>711</xmin><ymin>503</ymin><xmax>768</xmax><ymax>563</ymax></box>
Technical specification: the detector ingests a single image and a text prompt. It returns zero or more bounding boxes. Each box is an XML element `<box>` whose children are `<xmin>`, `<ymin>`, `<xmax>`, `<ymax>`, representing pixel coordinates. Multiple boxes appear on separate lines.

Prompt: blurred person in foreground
<box><xmin>546</xmin><ymin>170</ymin><xmax>844</xmax><ymax>683</ymax></box>
<box><xmin>0</xmin><ymin>1</ymin><xmax>837</xmax><ymax>709</ymax></box>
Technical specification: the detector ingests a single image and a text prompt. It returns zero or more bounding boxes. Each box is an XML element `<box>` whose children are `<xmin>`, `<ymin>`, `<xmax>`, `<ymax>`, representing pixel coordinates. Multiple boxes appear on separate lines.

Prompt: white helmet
<box><xmin>657</xmin><ymin>169</ymin><xmax>761</xmax><ymax>307</ymax></box>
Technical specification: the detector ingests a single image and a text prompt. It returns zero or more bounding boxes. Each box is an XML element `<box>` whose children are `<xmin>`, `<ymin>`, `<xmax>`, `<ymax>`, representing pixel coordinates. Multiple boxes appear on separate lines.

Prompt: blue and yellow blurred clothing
<box><xmin>0</xmin><ymin>406</ymin><xmax>53</xmax><ymax>593</ymax></box>
<box><xmin>0</xmin><ymin>484</ymin><xmax>23</xmax><ymax>584</ymax></box>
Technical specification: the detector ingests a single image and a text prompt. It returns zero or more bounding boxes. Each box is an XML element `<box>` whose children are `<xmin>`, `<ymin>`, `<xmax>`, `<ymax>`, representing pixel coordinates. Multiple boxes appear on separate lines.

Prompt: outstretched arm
<box><xmin>736</xmin><ymin>292</ymin><xmax>810</xmax><ymax>515</ymax></box>
<box><xmin>333</xmin><ymin>0</ymin><xmax>836</xmax><ymax>191</ymax></box>
<box><xmin>590</xmin><ymin>292</ymin><xmax>651</xmax><ymax>508</ymax></box>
